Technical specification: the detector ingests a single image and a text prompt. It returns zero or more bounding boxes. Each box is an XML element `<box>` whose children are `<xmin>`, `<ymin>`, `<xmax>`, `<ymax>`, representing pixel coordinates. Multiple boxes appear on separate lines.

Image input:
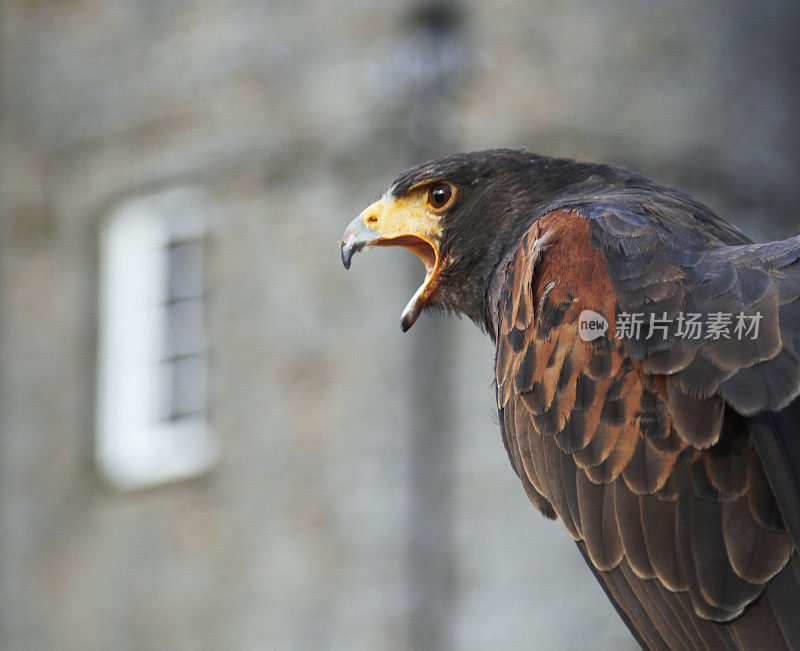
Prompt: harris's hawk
<box><xmin>340</xmin><ymin>149</ymin><xmax>800</xmax><ymax>650</ymax></box>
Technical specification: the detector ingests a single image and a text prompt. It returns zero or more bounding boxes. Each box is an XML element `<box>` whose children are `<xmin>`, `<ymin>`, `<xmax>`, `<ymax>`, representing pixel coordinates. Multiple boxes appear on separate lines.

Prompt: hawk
<box><xmin>340</xmin><ymin>149</ymin><xmax>800</xmax><ymax>649</ymax></box>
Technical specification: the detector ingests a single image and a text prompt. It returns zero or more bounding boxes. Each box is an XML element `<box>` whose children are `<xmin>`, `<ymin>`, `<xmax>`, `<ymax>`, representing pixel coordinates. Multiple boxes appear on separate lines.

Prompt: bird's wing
<box><xmin>493</xmin><ymin>207</ymin><xmax>800</xmax><ymax>642</ymax></box>
<box><xmin>583</xmin><ymin>199</ymin><xmax>800</xmax><ymax>416</ymax></box>
<box><xmin>582</xmin><ymin>199</ymin><xmax>800</xmax><ymax>547</ymax></box>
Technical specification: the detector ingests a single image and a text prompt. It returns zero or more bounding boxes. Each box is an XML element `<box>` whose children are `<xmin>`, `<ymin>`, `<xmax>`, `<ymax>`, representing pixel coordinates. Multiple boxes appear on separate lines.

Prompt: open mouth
<box><xmin>374</xmin><ymin>235</ymin><xmax>439</xmax><ymax>331</ymax></box>
<box><xmin>376</xmin><ymin>235</ymin><xmax>437</xmax><ymax>275</ymax></box>
<box><xmin>340</xmin><ymin>206</ymin><xmax>442</xmax><ymax>331</ymax></box>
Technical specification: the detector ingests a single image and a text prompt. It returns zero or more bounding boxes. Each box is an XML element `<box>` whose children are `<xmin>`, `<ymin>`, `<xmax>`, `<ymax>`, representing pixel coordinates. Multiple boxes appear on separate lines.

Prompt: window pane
<box><xmin>164</xmin><ymin>297</ymin><xmax>205</xmax><ymax>359</ymax></box>
<box><xmin>161</xmin><ymin>354</ymin><xmax>207</xmax><ymax>420</ymax></box>
<box><xmin>166</xmin><ymin>240</ymin><xmax>204</xmax><ymax>301</ymax></box>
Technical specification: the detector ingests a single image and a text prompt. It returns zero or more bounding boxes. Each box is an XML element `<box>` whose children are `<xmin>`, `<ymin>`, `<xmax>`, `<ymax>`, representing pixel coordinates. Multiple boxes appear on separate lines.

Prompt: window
<box><xmin>95</xmin><ymin>189</ymin><xmax>219</xmax><ymax>490</ymax></box>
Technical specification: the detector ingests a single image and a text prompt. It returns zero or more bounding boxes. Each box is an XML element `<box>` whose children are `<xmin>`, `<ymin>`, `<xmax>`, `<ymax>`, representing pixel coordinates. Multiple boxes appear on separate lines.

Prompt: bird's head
<box><xmin>340</xmin><ymin>149</ymin><xmax>615</xmax><ymax>331</ymax></box>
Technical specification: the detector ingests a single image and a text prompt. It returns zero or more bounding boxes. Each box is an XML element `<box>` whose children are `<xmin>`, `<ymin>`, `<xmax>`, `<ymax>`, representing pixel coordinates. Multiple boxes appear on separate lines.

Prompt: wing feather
<box><xmin>492</xmin><ymin>208</ymin><xmax>800</xmax><ymax>644</ymax></box>
<box><xmin>576</xmin><ymin>471</ymin><xmax>623</xmax><ymax>571</ymax></box>
<box><xmin>613</xmin><ymin>481</ymin><xmax>655</xmax><ymax>580</ymax></box>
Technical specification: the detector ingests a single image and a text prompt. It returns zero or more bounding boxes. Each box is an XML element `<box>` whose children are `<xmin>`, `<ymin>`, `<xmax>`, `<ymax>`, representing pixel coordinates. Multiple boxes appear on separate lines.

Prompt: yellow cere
<box><xmin>360</xmin><ymin>190</ymin><xmax>443</xmax><ymax>246</ymax></box>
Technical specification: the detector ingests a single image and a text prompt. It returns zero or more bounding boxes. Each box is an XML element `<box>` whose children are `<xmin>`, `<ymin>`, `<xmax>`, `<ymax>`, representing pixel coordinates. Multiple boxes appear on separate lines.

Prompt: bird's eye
<box><xmin>426</xmin><ymin>182</ymin><xmax>454</xmax><ymax>210</ymax></box>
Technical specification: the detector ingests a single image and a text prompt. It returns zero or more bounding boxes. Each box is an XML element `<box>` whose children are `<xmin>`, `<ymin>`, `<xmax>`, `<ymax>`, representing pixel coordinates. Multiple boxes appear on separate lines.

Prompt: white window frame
<box><xmin>95</xmin><ymin>188</ymin><xmax>219</xmax><ymax>490</ymax></box>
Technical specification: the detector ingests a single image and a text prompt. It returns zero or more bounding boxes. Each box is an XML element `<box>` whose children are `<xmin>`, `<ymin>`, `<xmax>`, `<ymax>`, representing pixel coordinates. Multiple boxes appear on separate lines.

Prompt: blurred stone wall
<box><xmin>1</xmin><ymin>1</ymin><xmax>799</xmax><ymax>649</ymax></box>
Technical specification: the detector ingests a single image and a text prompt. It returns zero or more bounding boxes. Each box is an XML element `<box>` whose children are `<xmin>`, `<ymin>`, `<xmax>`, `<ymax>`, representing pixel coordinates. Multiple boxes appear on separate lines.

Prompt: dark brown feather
<box><xmin>722</xmin><ymin>496</ymin><xmax>792</xmax><ymax>584</ymax></box>
<box><xmin>576</xmin><ymin>471</ymin><xmax>623</xmax><ymax>571</ymax></box>
<box><xmin>639</xmin><ymin>493</ymin><xmax>688</xmax><ymax>592</ymax></box>
<box><xmin>679</xmin><ymin>486</ymin><xmax>764</xmax><ymax>617</ymax></box>
<box><xmin>614</xmin><ymin>481</ymin><xmax>656</xmax><ymax>580</ymax></box>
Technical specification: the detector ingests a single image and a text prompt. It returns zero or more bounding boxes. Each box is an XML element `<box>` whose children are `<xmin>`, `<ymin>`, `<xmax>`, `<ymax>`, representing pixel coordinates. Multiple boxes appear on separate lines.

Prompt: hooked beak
<box><xmin>340</xmin><ymin>196</ymin><xmax>442</xmax><ymax>331</ymax></box>
<box><xmin>340</xmin><ymin>213</ymin><xmax>375</xmax><ymax>270</ymax></box>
